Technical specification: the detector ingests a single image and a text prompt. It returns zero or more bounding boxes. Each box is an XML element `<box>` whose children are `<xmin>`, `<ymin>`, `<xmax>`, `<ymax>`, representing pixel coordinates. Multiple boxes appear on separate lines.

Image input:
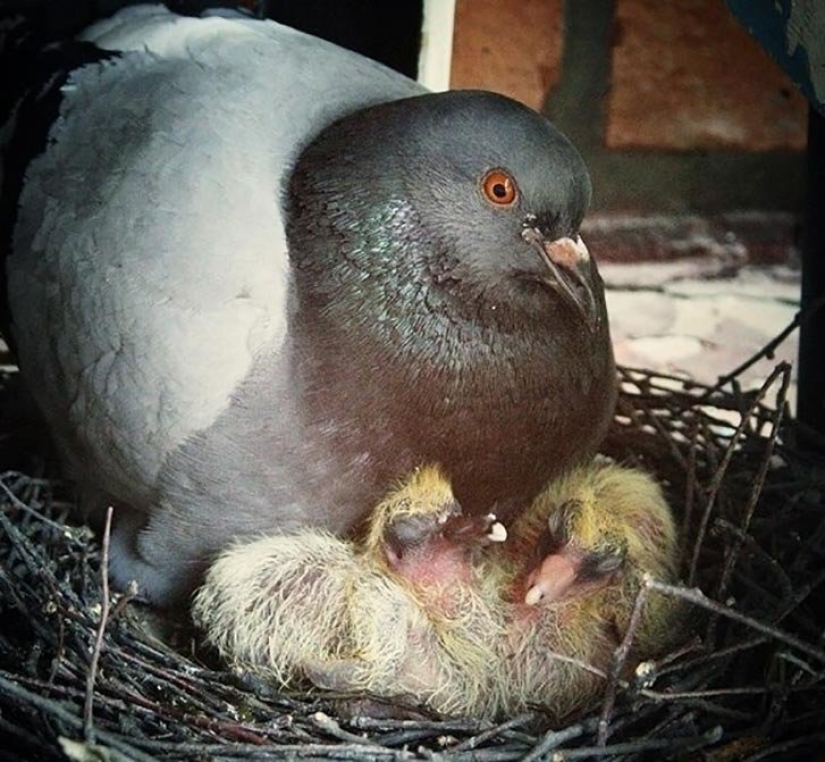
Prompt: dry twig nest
<box><xmin>0</xmin><ymin>341</ymin><xmax>823</xmax><ymax>761</ymax></box>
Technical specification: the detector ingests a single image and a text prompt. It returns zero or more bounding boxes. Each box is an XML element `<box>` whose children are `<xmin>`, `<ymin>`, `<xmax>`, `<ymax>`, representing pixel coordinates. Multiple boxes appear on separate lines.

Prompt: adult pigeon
<box><xmin>2</xmin><ymin>4</ymin><xmax>617</xmax><ymax>605</ymax></box>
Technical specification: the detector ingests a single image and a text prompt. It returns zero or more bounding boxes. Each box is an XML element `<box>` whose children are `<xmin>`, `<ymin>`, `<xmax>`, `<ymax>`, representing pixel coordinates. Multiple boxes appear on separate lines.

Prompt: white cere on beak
<box><xmin>574</xmin><ymin>235</ymin><xmax>590</xmax><ymax>263</ymax></box>
<box><xmin>542</xmin><ymin>236</ymin><xmax>590</xmax><ymax>271</ymax></box>
<box><xmin>524</xmin><ymin>585</ymin><xmax>544</xmax><ymax>606</ymax></box>
<box><xmin>486</xmin><ymin>516</ymin><xmax>508</xmax><ymax>542</ymax></box>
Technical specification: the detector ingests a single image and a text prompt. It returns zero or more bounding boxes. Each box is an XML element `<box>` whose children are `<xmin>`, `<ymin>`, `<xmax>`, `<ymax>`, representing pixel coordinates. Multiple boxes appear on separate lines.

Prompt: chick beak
<box><xmin>522</xmin><ymin>228</ymin><xmax>600</xmax><ymax>332</ymax></box>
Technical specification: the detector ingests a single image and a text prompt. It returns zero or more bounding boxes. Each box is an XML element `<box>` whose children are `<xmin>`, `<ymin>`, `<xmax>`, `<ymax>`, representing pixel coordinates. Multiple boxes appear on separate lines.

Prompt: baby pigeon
<box><xmin>194</xmin><ymin>466</ymin><xmax>507</xmax><ymax>717</ymax></box>
<box><xmin>2</xmin><ymin>5</ymin><xmax>616</xmax><ymax>604</ymax></box>
<box><xmin>502</xmin><ymin>462</ymin><xmax>682</xmax><ymax>717</ymax></box>
<box><xmin>194</xmin><ymin>461</ymin><xmax>681</xmax><ymax>718</ymax></box>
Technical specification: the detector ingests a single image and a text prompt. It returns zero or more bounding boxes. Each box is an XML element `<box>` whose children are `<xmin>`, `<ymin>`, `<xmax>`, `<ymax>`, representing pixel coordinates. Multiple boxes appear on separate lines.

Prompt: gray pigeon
<box><xmin>2</xmin><ymin>5</ymin><xmax>616</xmax><ymax>605</ymax></box>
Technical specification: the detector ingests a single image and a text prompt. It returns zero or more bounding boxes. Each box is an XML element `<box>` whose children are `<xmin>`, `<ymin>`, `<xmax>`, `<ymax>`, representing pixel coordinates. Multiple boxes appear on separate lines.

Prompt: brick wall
<box><xmin>450</xmin><ymin>0</ymin><xmax>807</xmax><ymax>213</ymax></box>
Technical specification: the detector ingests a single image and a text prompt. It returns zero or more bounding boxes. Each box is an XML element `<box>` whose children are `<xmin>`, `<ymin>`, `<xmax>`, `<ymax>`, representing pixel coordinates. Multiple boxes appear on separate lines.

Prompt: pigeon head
<box><xmin>286</xmin><ymin>90</ymin><xmax>603</xmax><ymax>337</ymax></box>
<box><xmin>285</xmin><ymin>90</ymin><xmax>615</xmax><ymax>515</ymax></box>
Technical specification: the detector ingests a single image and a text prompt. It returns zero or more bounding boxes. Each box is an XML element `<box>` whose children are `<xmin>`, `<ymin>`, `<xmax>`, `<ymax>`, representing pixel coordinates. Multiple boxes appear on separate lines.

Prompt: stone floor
<box><xmin>589</xmin><ymin>213</ymin><xmax>801</xmax><ymax>411</ymax></box>
<box><xmin>605</xmin><ymin>261</ymin><xmax>799</xmax><ymax>408</ymax></box>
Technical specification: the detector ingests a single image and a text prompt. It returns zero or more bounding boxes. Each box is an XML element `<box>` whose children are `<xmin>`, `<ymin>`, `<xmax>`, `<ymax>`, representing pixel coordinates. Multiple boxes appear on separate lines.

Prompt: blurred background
<box><xmin>454</xmin><ymin>0</ymin><xmax>806</xmax><ymax>213</ymax></box>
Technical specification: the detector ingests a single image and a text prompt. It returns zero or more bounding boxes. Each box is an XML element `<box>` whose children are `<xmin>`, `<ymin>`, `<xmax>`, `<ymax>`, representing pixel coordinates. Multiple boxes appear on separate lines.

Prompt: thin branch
<box><xmin>598</xmin><ymin>579</ymin><xmax>650</xmax><ymax>745</ymax></box>
<box><xmin>0</xmin><ymin>475</ymin><xmax>68</xmax><ymax>533</ymax></box>
<box><xmin>520</xmin><ymin>719</ymin><xmax>598</xmax><ymax>762</ymax></box>
<box><xmin>0</xmin><ymin>673</ymin><xmax>159</xmax><ymax>762</ymax></box>
<box><xmin>450</xmin><ymin>713</ymin><xmax>535</xmax><ymax>752</ymax></box>
<box><xmin>641</xmin><ymin>686</ymin><xmax>767</xmax><ymax>701</ymax></box>
<box><xmin>646</xmin><ymin>579</ymin><xmax>825</xmax><ymax>665</ymax></box>
<box><xmin>699</xmin><ymin>294</ymin><xmax>825</xmax><ymax>401</ymax></box>
<box><xmin>312</xmin><ymin>711</ymin><xmax>384</xmax><ymax>747</ymax></box>
<box><xmin>689</xmin><ymin>363</ymin><xmax>790</xmax><ymax>587</ymax></box>
<box><xmin>711</xmin><ymin>367</ymin><xmax>791</xmax><ymax>636</ymax></box>
<box><xmin>547</xmin><ymin>725</ymin><xmax>723</xmax><ymax>759</ymax></box>
<box><xmin>681</xmin><ymin>420</ymin><xmax>700</xmax><ymax>545</ymax></box>
<box><xmin>83</xmin><ymin>505</ymin><xmax>113</xmax><ymax>743</ymax></box>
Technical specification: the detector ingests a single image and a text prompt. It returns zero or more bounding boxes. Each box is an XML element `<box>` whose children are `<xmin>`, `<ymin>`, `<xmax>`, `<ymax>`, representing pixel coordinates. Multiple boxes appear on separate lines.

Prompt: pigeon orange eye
<box><xmin>481</xmin><ymin>169</ymin><xmax>518</xmax><ymax>206</ymax></box>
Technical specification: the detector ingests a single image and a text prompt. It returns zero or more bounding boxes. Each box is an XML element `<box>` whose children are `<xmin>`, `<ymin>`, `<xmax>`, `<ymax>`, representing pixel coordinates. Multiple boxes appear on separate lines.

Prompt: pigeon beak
<box><xmin>522</xmin><ymin>228</ymin><xmax>599</xmax><ymax>332</ymax></box>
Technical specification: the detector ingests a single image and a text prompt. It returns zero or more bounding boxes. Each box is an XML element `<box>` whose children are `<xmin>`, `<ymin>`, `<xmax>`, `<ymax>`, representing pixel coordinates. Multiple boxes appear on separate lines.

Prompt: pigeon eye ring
<box><xmin>481</xmin><ymin>169</ymin><xmax>518</xmax><ymax>206</ymax></box>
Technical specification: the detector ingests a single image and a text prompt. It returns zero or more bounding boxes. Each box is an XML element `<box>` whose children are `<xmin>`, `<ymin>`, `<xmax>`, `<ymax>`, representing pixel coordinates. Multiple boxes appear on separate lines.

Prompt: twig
<box><xmin>681</xmin><ymin>420</ymin><xmax>700</xmax><ymax>545</ymax></box>
<box><xmin>689</xmin><ymin>364</ymin><xmax>790</xmax><ymax>587</ymax></box>
<box><xmin>110</xmin><ymin>579</ymin><xmax>139</xmax><ymax>620</ymax></box>
<box><xmin>312</xmin><ymin>711</ymin><xmax>384</xmax><ymax>747</ymax></box>
<box><xmin>716</xmin><ymin>367</ymin><xmax>790</xmax><ymax>596</ymax></box>
<box><xmin>450</xmin><ymin>713</ymin><xmax>535</xmax><ymax>752</ymax></box>
<box><xmin>548</xmin><ymin>725</ymin><xmax>723</xmax><ymax>759</ymax></box>
<box><xmin>126</xmin><ymin>739</ymin><xmax>419</xmax><ymax>760</ymax></box>
<box><xmin>776</xmin><ymin>568</ymin><xmax>825</xmax><ymax>625</ymax></box>
<box><xmin>641</xmin><ymin>686</ymin><xmax>767</xmax><ymax>700</ymax></box>
<box><xmin>350</xmin><ymin>717</ymin><xmax>489</xmax><ymax>732</ymax></box>
<box><xmin>0</xmin><ymin>672</ymin><xmax>159</xmax><ymax>762</ymax></box>
<box><xmin>83</xmin><ymin>505</ymin><xmax>113</xmax><ymax>743</ymax></box>
<box><xmin>597</xmin><ymin>578</ymin><xmax>650</xmax><ymax>745</ymax></box>
<box><xmin>646</xmin><ymin>579</ymin><xmax>825</xmax><ymax>665</ymax></box>
<box><xmin>520</xmin><ymin>719</ymin><xmax>598</xmax><ymax>762</ymax></box>
<box><xmin>713</xmin><ymin>520</ymin><xmax>795</xmax><ymax>603</ymax></box>
<box><xmin>634</xmin><ymin>397</ymin><xmax>690</xmax><ymax>471</ymax></box>
<box><xmin>655</xmin><ymin>636</ymin><xmax>769</xmax><ymax>681</ymax></box>
<box><xmin>699</xmin><ymin>295</ymin><xmax>825</xmax><ymax>402</ymax></box>
<box><xmin>0</xmin><ymin>474</ymin><xmax>68</xmax><ymax>533</ymax></box>
<box><xmin>545</xmin><ymin>651</ymin><xmax>610</xmax><ymax>680</ymax></box>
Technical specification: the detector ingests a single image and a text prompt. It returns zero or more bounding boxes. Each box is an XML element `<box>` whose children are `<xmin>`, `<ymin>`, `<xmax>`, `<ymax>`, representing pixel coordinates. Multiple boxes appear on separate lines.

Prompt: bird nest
<box><xmin>1</xmin><ymin>339</ymin><xmax>824</xmax><ymax>761</ymax></box>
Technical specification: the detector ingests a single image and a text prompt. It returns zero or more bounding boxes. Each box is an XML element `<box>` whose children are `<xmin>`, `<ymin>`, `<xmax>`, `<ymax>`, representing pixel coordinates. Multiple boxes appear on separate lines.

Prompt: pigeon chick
<box><xmin>501</xmin><ymin>461</ymin><xmax>681</xmax><ymax>718</ymax></box>
<box><xmin>193</xmin><ymin>466</ymin><xmax>507</xmax><ymax>717</ymax></box>
<box><xmin>194</xmin><ymin>462</ymin><xmax>682</xmax><ymax>719</ymax></box>
<box><xmin>2</xmin><ymin>5</ymin><xmax>616</xmax><ymax>605</ymax></box>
